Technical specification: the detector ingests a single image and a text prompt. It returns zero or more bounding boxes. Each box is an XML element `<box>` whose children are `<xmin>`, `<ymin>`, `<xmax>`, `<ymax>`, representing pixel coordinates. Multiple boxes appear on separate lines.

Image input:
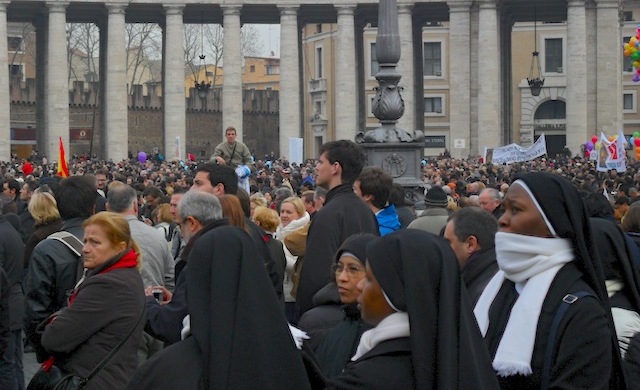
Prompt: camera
<box><xmin>152</xmin><ymin>289</ymin><xmax>163</xmax><ymax>302</ymax></box>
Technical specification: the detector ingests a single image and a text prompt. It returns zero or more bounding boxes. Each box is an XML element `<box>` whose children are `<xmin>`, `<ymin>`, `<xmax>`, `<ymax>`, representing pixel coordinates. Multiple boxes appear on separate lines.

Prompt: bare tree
<box><xmin>184</xmin><ymin>24</ymin><xmax>265</xmax><ymax>87</ymax></box>
<box><xmin>66</xmin><ymin>23</ymin><xmax>100</xmax><ymax>84</ymax></box>
<box><xmin>125</xmin><ymin>23</ymin><xmax>162</xmax><ymax>94</ymax></box>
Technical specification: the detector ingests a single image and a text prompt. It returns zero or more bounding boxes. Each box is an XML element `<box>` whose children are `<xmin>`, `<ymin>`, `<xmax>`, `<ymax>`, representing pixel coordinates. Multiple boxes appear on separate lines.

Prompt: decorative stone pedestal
<box><xmin>362</xmin><ymin>141</ymin><xmax>424</xmax><ymax>203</ymax></box>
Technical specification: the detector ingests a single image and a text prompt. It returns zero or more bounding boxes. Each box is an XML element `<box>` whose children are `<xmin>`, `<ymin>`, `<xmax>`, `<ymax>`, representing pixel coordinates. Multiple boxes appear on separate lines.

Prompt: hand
<box><xmin>215</xmin><ymin>156</ymin><xmax>226</xmax><ymax>165</ymax></box>
<box><xmin>144</xmin><ymin>286</ymin><xmax>173</xmax><ymax>304</ymax></box>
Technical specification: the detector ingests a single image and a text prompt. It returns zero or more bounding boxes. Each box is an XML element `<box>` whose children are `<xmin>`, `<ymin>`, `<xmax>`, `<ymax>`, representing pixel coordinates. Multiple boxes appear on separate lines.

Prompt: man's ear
<box><xmin>466</xmin><ymin>235</ymin><xmax>480</xmax><ymax>254</ymax></box>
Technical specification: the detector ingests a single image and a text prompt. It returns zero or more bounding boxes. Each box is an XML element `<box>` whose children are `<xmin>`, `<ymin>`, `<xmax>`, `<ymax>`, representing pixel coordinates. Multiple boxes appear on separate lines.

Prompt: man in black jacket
<box><xmin>0</xmin><ymin>212</ymin><xmax>25</xmax><ymax>389</ymax></box>
<box><xmin>295</xmin><ymin>140</ymin><xmax>379</xmax><ymax>321</ymax></box>
<box><xmin>23</xmin><ymin>176</ymin><xmax>97</xmax><ymax>362</ymax></box>
<box><xmin>443</xmin><ymin>206</ymin><xmax>499</xmax><ymax>306</ymax></box>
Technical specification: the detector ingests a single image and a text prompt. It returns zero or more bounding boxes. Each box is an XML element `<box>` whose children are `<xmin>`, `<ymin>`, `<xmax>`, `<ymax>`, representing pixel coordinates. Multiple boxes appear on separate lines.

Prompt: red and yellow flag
<box><xmin>57</xmin><ymin>137</ymin><xmax>69</xmax><ymax>178</ymax></box>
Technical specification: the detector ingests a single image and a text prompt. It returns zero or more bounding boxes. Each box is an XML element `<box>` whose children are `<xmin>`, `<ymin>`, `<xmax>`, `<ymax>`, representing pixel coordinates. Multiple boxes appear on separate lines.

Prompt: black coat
<box><xmin>297</xmin><ymin>283</ymin><xmax>343</xmax><ymax>350</ymax></box>
<box><xmin>0</xmin><ymin>215</ymin><xmax>25</xmax><ymax>330</ymax></box>
<box><xmin>296</xmin><ymin>185</ymin><xmax>378</xmax><ymax>320</ymax></box>
<box><xmin>24</xmin><ymin>217</ymin><xmax>85</xmax><ymax>361</ymax></box>
<box><xmin>326</xmin><ymin>338</ymin><xmax>413</xmax><ymax>390</ymax></box>
<box><xmin>461</xmin><ymin>247</ymin><xmax>498</xmax><ymax>306</ymax></box>
<box><xmin>128</xmin><ymin>226</ymin><xmax>310</xmax><ymax>390</ymax></box>
<box><xmin>486</xmin><ymin>264</ymin><xmax>612</xmax><ymax>390</ymax></box>
<box><xmin>23</xmin><ymin>219</ymin><xmax>63</xmax><ymax>268</ymax></box>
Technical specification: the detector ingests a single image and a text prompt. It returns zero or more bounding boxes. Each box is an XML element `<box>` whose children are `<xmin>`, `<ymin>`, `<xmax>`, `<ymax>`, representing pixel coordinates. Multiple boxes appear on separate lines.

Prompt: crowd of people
<box><xmin>2</xmin><ymin>134</ymin><xmax>640</xmax><ymax>389</ymax></box>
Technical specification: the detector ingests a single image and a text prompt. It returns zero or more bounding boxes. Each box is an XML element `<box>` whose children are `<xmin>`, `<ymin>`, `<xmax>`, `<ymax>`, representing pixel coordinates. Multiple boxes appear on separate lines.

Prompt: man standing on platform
<box><xmin>211</xmin><ymin>126</ymin><xmax>252</xmax><ymax>167</ymax></box>
<box><xmin>295</xmin><ymin>140</ymin><xmax>379</xmax><ymax>321</ymax></box>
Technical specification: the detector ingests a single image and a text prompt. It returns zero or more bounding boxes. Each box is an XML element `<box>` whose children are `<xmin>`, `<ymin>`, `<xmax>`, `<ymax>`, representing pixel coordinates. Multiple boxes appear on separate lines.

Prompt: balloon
<box><xmin>596</xmin><ymin>141</ymin><xmax>601</xmax><ymax>149</ymax></box>
<box><xmin>585</xmin><ymin>150</ymin><xmax>591</xmax><ymax>158</ymax></box>
<box><xmin>636</xmin><ymin>146</ymin><xmax>640</xmax><ymax>152</ymax></box>
<box><xmin>609</xmin><ymin>136</ymin><xmax>615</xmax><ymax>142</ymax></box>
<box><xmin>634</xmin><ymin>75</ymin><xmax>640</xmax><ymax>82</ymax></box>
<box><xmin>635</xmin><ymin>132</ymin><xmax>640</xmax><ymax>138</ymax></box>
<box><xmin>137</xmin><ymin>151</ymin><xmax>147</xmax><ymax>163</ymax></box>
<box><xmin>626</xmin><ymin>50</ymin><xmax>632</xmax><ymax>57</ymax></box>
<box><xmin>635</xmin><ymin>138</ymin><xmax>640</xmax><ymax>147</ymax></box>
<box><xmin>591</xmin><ymin>135</ymin><xmax>598</xmax><ymax>143</ymax></box>
<box><xmin>586</xmin><ymin>141</ymin><xmax>594</xmax><ymax>151</ymax></box>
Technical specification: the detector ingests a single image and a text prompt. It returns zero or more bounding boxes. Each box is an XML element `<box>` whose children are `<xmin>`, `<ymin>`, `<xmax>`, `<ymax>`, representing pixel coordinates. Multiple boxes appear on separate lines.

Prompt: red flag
<box><xmin>57</xmin><ymin>137</ymin><xmax>69</xmax><ymax>178</ymax></box>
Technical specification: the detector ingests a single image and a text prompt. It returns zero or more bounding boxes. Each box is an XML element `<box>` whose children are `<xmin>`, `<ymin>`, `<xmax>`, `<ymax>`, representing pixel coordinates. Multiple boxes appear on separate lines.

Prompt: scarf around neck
<box><xmin>474</xmin><ymin>232</ymin><xmax>574</xmax><ymax>377</ymax></box>
<box><xmin>351</xmin><ymin>312</ymin><xmax>409</xmax><ymax>361</ymax></box>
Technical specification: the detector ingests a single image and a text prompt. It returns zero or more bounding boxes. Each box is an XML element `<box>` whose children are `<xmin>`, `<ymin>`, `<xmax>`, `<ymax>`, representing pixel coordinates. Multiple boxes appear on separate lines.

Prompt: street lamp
<box><xmin>527</xmin><ymin>8</ymin><xmax>544</xmax><ymax>96</ymax></box>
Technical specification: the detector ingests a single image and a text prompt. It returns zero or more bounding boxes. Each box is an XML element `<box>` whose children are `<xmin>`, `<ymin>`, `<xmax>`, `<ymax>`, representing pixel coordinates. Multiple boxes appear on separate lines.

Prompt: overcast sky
<box><xmin>255</xmin><ymin>24</ymin><xmax>280</xmax><ymax>57</ymax></box>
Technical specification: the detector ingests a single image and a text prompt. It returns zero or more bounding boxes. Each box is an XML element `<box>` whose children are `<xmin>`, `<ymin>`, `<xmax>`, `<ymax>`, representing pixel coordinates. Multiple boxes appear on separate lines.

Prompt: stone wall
<box><xmin>10</xmin><ymin>77</ymin><xmax>281</xmax><ymax>159</ymax></box>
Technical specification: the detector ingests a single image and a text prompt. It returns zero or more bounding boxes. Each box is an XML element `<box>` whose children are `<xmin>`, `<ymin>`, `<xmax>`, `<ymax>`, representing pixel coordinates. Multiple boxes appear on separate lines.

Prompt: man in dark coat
<box><xmin>23</xmin><ymin>176</ymin><xmax>97</xmax><ymax>362</ymax></box>
<box><xmin>295</xmin><ymin>140</ymin><xmax>379</xmax><ymax>321</ymax></box>
<box><xmin>443</xmin><ymin>206</ymin><xmax>499</xmax><ymax>306</ymax></box>
<box><xmin>144</xmin><ymin>191</ymin><xmax>227</xmax><ymax>344</ymax></box>
<box><xmin>0</xmin><ymin>212</ymin><xmax>25</xmax><ymax>390</ymax></box>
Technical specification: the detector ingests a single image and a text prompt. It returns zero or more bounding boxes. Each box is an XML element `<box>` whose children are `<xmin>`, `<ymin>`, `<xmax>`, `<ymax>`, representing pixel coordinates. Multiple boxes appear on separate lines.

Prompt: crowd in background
<box><xmin>2</xmin><ymin>143</ymin><xmax>640</xmax><ymax>389</ymax></box>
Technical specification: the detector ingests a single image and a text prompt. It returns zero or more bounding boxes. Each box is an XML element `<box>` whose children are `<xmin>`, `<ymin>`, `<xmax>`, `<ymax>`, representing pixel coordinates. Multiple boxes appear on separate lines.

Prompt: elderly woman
<box><xmin>327</xmin><ymin>230</ymin><xmax>498</xmax><ymax>389</ymax></box>
<box><xmin>39</xmin><ymin>212</ymin><xmax>145</xmax><ymax>389</ymax></box>
<box><xmin>474</xmin><ymin>173</ymin><xmax>625</xmax><ymax>389</ymax></box>
<box><xmin>275</xmin><ymin>196</ymin><xmax>310</xmax><ymax>322</ymax></box>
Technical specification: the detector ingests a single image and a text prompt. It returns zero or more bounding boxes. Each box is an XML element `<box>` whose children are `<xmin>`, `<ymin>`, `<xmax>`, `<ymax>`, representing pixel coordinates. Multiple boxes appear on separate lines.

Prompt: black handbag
<box><xmin>27</xmin><ymin>307</ymin><xmax>145</xmax><ymax>390</ymax></box>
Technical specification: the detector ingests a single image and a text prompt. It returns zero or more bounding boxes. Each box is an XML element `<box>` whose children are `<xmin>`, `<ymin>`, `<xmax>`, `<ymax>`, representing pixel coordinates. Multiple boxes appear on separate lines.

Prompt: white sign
<box><xmin>289</xmin><ymin>138</ymin><xmax>304</xmax><ymax>165</ymax></box>
<box><xmin>454</xmin><ymin>139</ymin><xmax>466</xmax><ymax>149</ymax></box>
<box><xmin>596</xmin><ymin>131</ymin><xmax>626</xmax><ymax>173</ymax></box>
<box><xmin>485</xmin><ymin>134</ymin><xmax>547</xmax><ymax>164</ymax></box>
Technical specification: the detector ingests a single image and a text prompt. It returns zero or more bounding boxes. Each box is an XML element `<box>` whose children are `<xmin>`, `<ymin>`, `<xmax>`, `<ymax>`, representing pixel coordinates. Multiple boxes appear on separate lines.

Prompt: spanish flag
<box><xmin>57</xmin><ymin>137</ymin><xmax>69</xmax><ymax>178</ymax></box>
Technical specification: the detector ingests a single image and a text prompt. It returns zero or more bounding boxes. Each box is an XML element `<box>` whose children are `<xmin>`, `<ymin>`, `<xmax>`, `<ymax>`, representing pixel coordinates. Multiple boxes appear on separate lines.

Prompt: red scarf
<box><xmin>69</xmin><ymin>249</ymin><xmax>138</xmax><ymax>305</ymax></box>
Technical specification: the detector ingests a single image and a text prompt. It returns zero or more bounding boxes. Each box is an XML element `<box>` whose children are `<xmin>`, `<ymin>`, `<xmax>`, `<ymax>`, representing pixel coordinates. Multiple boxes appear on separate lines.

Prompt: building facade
<box><xmin>0</xmin><ymin>0</ymin><xmax>630</xmax><ymax>162</ymax></box>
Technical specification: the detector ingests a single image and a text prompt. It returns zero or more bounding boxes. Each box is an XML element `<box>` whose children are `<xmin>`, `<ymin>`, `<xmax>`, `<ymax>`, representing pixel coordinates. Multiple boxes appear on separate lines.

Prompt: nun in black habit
<box><xmin>474</xmin><ymin>172</ymin><xmax>625</xmax><ymax>389</ymax></box>
<box><xmin>126</xmin><ymin>225</ymin><xmax>311</xmax><ymax>390</ymax></box>
<box><xmin>327</xmin><ymin>229</ymin><xmax>499</xmax><ymax>390</ymax></box>
<box><xmin>590</xmin><ymin>217</ymin><xmax>640</xmax><ymax>380</ymax></box>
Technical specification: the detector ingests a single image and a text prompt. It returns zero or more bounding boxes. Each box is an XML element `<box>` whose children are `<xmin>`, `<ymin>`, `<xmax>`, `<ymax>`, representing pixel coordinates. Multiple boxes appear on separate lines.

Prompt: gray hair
<box><xmin>481</xmin><ymin>188</ymin><xmax>502</xmax><ymax>201</ymax></box>
<box><xmin>179</xmin><ymin>190</ymin><xmax>222</xmax><ymax>225</ymax></box>
<box><xmin>107</xmin><ymin>185</ymin><xmax>137</xmax><ymax>213</ymax></box>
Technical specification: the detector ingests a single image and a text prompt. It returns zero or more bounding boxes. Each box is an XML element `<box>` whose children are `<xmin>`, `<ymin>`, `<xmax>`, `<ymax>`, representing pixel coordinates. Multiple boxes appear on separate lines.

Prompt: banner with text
<box><xmin>484</xmin><ymin>134</ymin><xmax>547</xmax><ymax>164</ymax></box>
<box><xmin>596</xmin><ymin>131</ymin><xmax>626</xmax><ymax>173</ymax></box>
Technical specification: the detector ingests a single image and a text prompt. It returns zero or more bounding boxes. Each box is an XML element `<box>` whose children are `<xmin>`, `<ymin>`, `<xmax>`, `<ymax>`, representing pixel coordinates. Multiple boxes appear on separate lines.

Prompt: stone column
<box><xmin>595</xmin><ymin>0</ymin><xmax>622</xmax><ymax>135</ymax></box>
<box><xmin>279</xmin><ymin>6</ymin><xmax>300</xmax><ymax>160</ymax></box>
<box><xmin>104</xmin><ymin>4</ymin><xmax>128</xmax><ymax>162</ymax></box>
<box><xmin>45</xmin><ymin>2</ymin><xmax>69</xmax><ymax>159</ymax></box>
<box><xmin>448</xmin><ymin>0</ymin><xmax>472</xmax><ymax>158</ymax></box>
<box><xmin>222</xmin><ymin>6</ymin><xmax>243</xmax><ymax>140</ymax></box>
<box><xmin>0</xmin><ymin>2</ymin><xmax>10</xmax><ymax>161</ymax></box>
<box><xmin>566</xmin><ymin>0</ymin><xmax>588</xmax><ymax>155</ymax></box>
<box><xmin>163</xmin><ymin>5</ymin><xmax>186</xmax><ymax>161</ymax></box>
<box><xmin>397</xmin><ymin>4</ymin><xmax>414</xmax><ymax>134</ymax></box>
<box><xmin>477</xmin><ymin>0</ymin><xmax>501</xmax><ymax>155</ymax></box>
<box><xmin>335</xmin><ymin>5</ymin><xmax>357</xmax><ymax>141</ymax></box>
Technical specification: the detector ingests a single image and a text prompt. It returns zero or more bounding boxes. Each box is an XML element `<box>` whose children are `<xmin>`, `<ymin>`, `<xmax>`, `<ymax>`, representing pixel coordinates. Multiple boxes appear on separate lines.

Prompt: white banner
<box><xmin>596</xmin><ymin>131</ymin><xmax>626</xmax><ymax>173</ymax></box>
<box><xmin>485</xmin><ymin>134</ymin><xmax>547</xmax><ymax>164</ymax></box>
<box><xmin>288</xmin><ymin>138</ymin><xmax>304</xmax><ymax>165</ymax></box>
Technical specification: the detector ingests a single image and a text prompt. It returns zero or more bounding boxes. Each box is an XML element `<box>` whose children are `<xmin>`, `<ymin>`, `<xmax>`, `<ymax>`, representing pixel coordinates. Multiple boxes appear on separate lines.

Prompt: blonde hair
<box><xmin>253</xmin><ymin>206</ymin><xmax>280</xmax><ymax>233</ymax></box>
<box><xmin>83</xmin><ymin>211</ymin><xmax>142</xmax><ymax>268</ymax></box>
<box><xmin>153</xmin><ymin>203</ymin><xmax>173</xmax><ymax>224</ymax></box>
<box><xmin>250</xmin><ymin>192</ymin><xmax>267</xmax><ymax>208</ymax></box>
<box><xmin>281</xmin><ymin>196</ymin><xmax>305</xmax><ymax>218</ymax></box>
<box><xmin>28</xmin><ymin>191</ymin><xmax>61</xmax><ymax>225</ymax></box>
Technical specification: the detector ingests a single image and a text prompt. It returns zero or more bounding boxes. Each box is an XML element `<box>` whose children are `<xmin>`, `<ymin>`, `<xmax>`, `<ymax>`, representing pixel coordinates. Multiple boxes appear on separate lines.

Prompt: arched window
<box><xmin>534</xmin><ymin>100</ymin><xmax>566</xmax><ymax>119</ymax></box>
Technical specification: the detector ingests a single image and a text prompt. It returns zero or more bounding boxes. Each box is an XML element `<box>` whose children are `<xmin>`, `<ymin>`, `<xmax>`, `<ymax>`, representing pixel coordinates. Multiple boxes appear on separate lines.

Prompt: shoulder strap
<box><xmin>47</xmin><ymin>231</ymin><xmax>85</xmax><ymax>282</ymax></box>
<box><xmin>541</xmin><ymin>292</ymin><xmax>595</xmax><ymax>390</ymax></box>
<box><xmin>81</xmin><ymin>305</ymin><xmax>146</xmax><ymax>385</ymax></box>
<box><xmin>229</xmin><ymin>142</ymin><xmax>238</xmax><ymax>165</ymax></box>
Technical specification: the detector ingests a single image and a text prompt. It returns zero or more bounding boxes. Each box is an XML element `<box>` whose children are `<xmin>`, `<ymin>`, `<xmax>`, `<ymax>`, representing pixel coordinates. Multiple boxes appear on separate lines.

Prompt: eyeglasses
<box><xmin>331</xmin><ymin>263</ymin><xmax>364</xmax><ymax>278</ymax></box>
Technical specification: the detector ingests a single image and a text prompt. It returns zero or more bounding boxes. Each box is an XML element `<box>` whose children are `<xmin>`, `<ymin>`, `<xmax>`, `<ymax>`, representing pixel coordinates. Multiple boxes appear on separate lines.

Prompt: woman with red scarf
<box><xmin>39</xmin><ymin>212</ymin><xmax>145</xmax><ymax>389</ymax></box>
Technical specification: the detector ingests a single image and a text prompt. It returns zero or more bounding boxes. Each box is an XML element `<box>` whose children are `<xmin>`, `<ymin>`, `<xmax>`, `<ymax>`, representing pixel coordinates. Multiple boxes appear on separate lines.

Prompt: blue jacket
<box><xmin>377</xmin><ymin>204</ymin><xmax>401</xmax><ymax>236</ymax></box>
